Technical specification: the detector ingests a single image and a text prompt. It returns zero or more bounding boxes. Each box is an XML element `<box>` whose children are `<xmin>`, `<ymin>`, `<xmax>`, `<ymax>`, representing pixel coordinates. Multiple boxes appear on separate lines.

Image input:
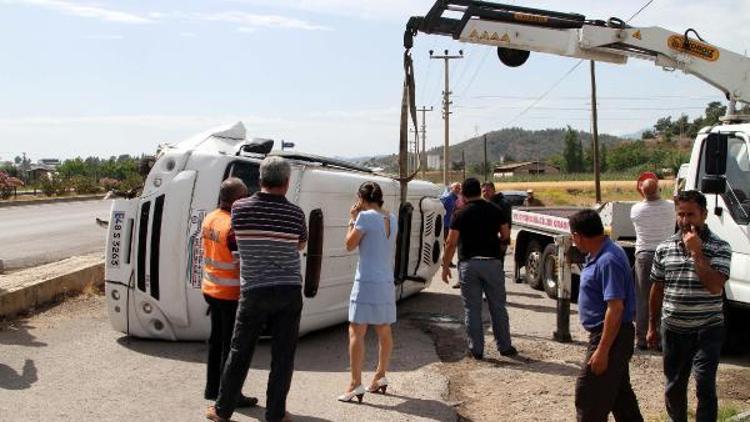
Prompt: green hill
<box><xmin>360</xmin><ymin>127</ymin><xmax>630</xmax><ymax>172</ymax></box>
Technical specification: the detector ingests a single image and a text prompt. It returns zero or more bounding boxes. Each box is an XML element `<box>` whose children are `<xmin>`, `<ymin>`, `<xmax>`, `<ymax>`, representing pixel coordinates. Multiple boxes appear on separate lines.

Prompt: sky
<box><xmin>0</xmin><ymin>0</ymin><xmax>749</xmax><ymax>162</ymax></box>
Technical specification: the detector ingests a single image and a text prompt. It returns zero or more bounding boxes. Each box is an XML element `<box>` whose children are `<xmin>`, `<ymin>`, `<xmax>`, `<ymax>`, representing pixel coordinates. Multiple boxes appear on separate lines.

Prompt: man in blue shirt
<box><xmin>440</xmin><ymin>182</ymin><xmax>462</xmax><ymax>233</ymax></box>
<box><xmin>569</xmin><ymin>209</ymin><xmax>642</xmax><ymax>422</ymax></box>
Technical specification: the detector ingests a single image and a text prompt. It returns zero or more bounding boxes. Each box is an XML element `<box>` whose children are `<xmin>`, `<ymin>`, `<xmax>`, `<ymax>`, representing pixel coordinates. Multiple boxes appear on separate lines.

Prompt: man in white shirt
<box><xmin>630</xmin><ymin>177</ymin><xmax>675</xmax><ymax>349</ymax></box>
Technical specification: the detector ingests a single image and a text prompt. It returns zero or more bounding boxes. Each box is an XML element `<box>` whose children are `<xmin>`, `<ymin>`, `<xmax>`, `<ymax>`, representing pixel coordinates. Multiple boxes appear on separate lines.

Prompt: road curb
<box><xmin>0</xmin><ymin>195</ymin><xmax>106</xmax><ymax>208</ymax></box>
<box><xmin>0</xmin><ymin>261</ymin><xmax>104</xmax><ymax>319</ymax></box>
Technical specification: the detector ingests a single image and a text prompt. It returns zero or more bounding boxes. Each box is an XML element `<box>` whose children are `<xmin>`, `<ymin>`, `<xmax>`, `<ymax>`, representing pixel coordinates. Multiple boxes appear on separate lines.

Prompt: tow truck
<box><xmin>405</xmin><ymin>1</ymin><xmax>750</xmax><ymax>344</ymax></box>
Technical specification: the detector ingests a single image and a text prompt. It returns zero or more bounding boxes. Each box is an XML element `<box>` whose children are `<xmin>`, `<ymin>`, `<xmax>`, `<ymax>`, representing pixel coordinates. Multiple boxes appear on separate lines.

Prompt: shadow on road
<box><xmin>507</xmin><ymin>290</ymin><xmax>546</xmax><ymax>299</ymax></box>
<box><xmin>398</xmin><ymin>290</ymin><xmax>585</xmax><ymax>378</ymax></box>
<box><xmin>359</xmin><ymin>392</ymin><xmax>456</xmax><ymax>421</ymax></box>
<box><xmin>116</xmin><ymin>319</ymin><xmax>440</xmax><ymax>374</ymax></box>
<box><xmin>0</xmin><ymin>359</ymin><xmax>37</xmax><ymax>390</ymax></box>
<box><xmin>235</xmin><ymin>406</ymin><xmax>335</xmax><ymax>422</ymax></box>
<box><xmin>506</xmin><ymin>300</ymin><xmax>578</xmax><ymax>315</ymax></box>
<box><xmin>0</xmin><ymin>319</ymin><xmax>48</xmax><ymax>348</ymax></box>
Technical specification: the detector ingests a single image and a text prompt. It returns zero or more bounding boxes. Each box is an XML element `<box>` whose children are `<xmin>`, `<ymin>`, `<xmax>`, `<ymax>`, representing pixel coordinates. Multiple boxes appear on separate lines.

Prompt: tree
<box><xmin>662</xmin><ymin>127</ymin><xmax>674</xmax><ymax>143</ymax></box>
<box><xmin>607</xmin><ymin>141</ymin><xmax>649</xmax><ymax>171</ymax></box>
<box><xmin>583</xmin><ymin>140</ymin><xmax>591</xmax><ymax>172</ymax></box>
<box><xmin>704</xmin><ymin>101</ymin><xmax>727</xmax><ymax>126</ymax></box>
<box><xmin>654</xmin><ymin>116</ymin><xmax>673</xmax><ymax>134</ymax></box>
<box><xmin>641</xmin><ymin>130</ymin><xmax>655</xmax><ymax>140</ymax></box>
<box><xmin>600</xmin><ymin>144</ymin><xmax>608</xmax><ymax>173</ymax></box>
<box><xmin>674</xmin><ymin>114</ymin><xmax>690</xmax><ymax>140</ymax></box>
<box><xmin>563</xmin><ymin>126</ymin><xmax>584</xmax><ymax>173</ymax></box>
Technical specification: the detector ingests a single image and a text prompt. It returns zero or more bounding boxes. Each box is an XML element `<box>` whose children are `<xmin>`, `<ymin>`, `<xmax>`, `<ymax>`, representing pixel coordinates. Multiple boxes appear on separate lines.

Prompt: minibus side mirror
<box><xmin>304</xmin><ymin>209</ymin><xmax>323</xmax><ymax>298</ymax></box>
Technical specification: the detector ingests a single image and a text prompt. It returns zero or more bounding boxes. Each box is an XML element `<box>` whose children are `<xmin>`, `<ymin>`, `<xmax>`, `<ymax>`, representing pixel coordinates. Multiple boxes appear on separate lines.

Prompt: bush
<box><xmin>119</xmin><ymin>173</ymin><xmax>144</xmax><ymax>192</ymax></box>
<box><xmin>38</xmin><ymin>175</ymin><xmax>69</xmax><ymax>197</ymax></box>
<box><xmin>98</xmin><ymin>177</ymin><xmax>121</xmax><ymax>191</ymax></box>
<box><xmin>70</xmin><ymin>176</ymin><xmax>101</xmax><ymax>195</ymax></box>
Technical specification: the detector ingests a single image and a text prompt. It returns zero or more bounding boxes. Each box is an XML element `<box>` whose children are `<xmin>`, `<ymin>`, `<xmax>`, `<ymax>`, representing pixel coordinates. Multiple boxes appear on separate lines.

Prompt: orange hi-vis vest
<box><xmin>201</xmin><ymin>209</ymin><xmax>241</xmax><ymax>300</ymax></box>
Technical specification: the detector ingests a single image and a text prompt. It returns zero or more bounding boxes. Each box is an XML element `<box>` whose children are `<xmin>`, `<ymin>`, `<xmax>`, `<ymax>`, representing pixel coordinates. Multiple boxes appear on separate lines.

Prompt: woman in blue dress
<box><xmin>338</xmin><ymin>181</ymin><xmax>397</xmax><ymax>403</ymax></box>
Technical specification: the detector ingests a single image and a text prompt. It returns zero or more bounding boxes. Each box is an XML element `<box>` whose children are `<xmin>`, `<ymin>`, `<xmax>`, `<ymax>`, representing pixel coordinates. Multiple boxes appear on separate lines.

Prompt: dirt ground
<box><xmin>408</xmin><ymin>260</ymin><xmax>750</xmax><ymax>422</ymax></box>
<box><xmin>494</xmin><ymin>180</ymin><xmax>673</xmax><ymax>192</ymax></box>
<box><xmin>5</xmin><ymin>255</ymin><xmax>750</xmax><ymax>421</ymax></box>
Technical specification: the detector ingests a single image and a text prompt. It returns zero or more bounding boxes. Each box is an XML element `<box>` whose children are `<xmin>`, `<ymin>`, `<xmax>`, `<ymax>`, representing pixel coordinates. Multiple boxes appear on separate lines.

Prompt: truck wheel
<box><xmin>525</xmin><ymin>240</ymin><xmax>544</xmax><ymax>290</ymax></box>
<box><xmin>542</xmin><ymin>244</ymin><xmax>558</xmax><ymax>299</ymax></box>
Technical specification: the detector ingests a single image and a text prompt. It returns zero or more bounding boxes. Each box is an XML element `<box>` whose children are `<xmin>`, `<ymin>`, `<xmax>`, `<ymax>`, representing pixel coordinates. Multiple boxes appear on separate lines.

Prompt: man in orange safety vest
<box><xmin>202</xmin><ymin>177</ymin><xmax>257</xmax><ymax>408</ymax></box>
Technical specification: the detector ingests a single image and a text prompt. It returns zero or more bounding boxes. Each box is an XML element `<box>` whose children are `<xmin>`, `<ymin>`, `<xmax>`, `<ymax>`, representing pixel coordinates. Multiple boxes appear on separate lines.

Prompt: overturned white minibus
<box><xmin>104</xmin><ymin>123</ymin><xmax>445</xmax><ymax>340</ymax></box>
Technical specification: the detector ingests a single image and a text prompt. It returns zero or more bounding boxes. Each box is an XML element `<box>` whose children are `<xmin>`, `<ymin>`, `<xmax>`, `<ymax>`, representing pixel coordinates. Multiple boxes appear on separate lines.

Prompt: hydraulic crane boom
<box><xmin>405</xmin><ymin>0</ymin><xmax>750</xmax><ymax>107</ymax></box>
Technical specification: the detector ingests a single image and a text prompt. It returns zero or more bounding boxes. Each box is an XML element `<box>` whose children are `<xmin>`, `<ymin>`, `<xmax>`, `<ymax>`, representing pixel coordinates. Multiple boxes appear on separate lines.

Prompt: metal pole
<box><xmin>443</xmin><ymin>58</ymin><xmax>450</xmax><ymax>186</ymax></box>
<box><xmin>553</xmin><ymin>235</ymin><xmax>572</xmax><ymax>343</ymax></box>
<box><xmin>418</xmin><ymin>106</ymin><xmax>433</xmax><ymax>179</ymax></box>
<box><xmin>590</xmin><ymin>60</ymin><xmax>602</xmax><ymax>204</ymax></box>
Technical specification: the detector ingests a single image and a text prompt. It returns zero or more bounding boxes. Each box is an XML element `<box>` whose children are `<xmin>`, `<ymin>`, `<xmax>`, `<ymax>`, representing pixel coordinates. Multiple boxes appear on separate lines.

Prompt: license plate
<box><xmin>110</xmin><ymin>211</ymin><xmax>126</xmax><ymax>268</ymax></box>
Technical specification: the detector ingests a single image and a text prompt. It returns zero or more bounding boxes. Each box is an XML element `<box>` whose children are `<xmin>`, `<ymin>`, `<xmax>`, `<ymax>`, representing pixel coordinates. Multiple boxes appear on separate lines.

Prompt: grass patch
<box><xmin>649</xmin><ymin>403</ymin><xmax>744</xmax><ymax>422</ymax></box>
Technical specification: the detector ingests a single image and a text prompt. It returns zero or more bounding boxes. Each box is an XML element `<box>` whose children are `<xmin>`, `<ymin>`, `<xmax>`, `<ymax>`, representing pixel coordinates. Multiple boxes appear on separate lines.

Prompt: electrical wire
<box><xmin>457</xmin><ymin>47</ymin><xmax>492</xmax><ymax>99</ymax></box>
<box><xmin>499</xmin><ymin>0</ymin><xmax>658</xmax><ymax>127</ymax></box>
<box><xmin>626</xmin><ymin>0</ymin><xmax>656</xmax><ymax>23</ymax></box>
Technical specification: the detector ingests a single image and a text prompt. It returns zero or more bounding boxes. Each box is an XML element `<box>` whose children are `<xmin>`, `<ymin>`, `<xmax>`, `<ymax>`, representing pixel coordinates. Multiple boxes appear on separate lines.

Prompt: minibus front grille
<box><xmin>149</xmin><ymin>195</ymin><xmax>165</xmax><ymax>300</ymax></box>
<box><xmin>136</xmin><ymin>201</ymin><xmax>151</xmax><ymax>292</ymax></box>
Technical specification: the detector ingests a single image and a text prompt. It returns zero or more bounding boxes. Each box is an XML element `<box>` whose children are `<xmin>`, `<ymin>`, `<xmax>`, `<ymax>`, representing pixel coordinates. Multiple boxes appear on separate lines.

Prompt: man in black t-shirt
<box><xmin>442</xmin><ymin>178</ymin><xmax>517</xmax><ymax>359</ymax></box>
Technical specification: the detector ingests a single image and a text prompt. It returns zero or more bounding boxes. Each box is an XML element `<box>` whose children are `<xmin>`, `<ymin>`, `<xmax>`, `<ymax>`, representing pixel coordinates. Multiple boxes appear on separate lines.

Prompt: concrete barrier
<box><xmin>0</xmin><ymin>257</ymin><xmax>104</xmax><ymax>319</ymax></box>
<box><xmin>0</xmin><ymin>194</ymin><xmax>106</xmax><ymax>208</ymax></box>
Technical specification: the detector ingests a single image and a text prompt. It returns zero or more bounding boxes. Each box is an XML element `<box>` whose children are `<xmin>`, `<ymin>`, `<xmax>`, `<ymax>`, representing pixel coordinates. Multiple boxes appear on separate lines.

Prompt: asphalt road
<box><xmin>0</xmin><ymin>199</ymin><xmax>112</xmax><ymax>270</ymax></box>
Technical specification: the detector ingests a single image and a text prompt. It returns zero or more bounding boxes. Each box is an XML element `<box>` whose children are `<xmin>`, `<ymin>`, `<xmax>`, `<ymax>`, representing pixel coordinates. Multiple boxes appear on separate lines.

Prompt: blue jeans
<box><xmin>662</xmin><ymin>324</ymin><xmax>724</xmax><ymax>422</ymax></box>
<box><xmin>458</xmin><ymin>259</ymin><xmax>512</xmax><ymax>357</ymax></box>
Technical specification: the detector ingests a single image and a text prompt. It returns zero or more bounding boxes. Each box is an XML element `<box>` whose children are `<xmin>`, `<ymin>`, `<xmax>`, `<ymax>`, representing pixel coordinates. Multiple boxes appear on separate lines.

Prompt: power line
<box><xmin>457</xmin><ymin>47</ymin><xmax>493</xmax><ymax>98</ymax></box>
<box><xmin>468</xmin><ymin>94</ymin><xmax>717</xmax><ymax>101</ymax></box>
<box><xmin>454</xmin><ymin>105</ymin><xmax>707</xmax><ymax>111</ymax></box>
<box><xmin>626</xmin><ymin>0</ymin><xmax>656</xmax><ymax>23</ymax></box>
<box><xmin>499</xmin><ymin>0</ymin><xmax>658</xmax><ymax>127</ymax></box>
<box><xmin>503</xmin><ymin>60</ymin><xmax>585</xmax><ymax>126</ymax></box>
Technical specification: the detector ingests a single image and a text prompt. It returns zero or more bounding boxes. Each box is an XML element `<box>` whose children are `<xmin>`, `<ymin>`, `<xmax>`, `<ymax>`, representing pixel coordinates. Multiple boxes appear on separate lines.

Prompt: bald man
<box><xmin>630</xmin><ymin>178</ymin><xmax>676</xmax><ymax>349</ymax></box>
<box><xmin>440</xmin><ymin>182</ymin><xmax>462</xmax><ymax>238</ymax></box>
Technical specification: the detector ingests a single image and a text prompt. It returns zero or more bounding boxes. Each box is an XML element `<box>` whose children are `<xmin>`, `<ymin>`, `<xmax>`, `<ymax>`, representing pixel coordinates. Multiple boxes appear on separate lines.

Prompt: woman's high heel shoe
<box><xmin>366</xmin><ymin>376</ymin><xmax>389</xmax><ymax>394</ymax></box>
<box><xmin>337</xmin><ymin>385</ymin><xmax>366</xmax><ymax>403</ymax></box>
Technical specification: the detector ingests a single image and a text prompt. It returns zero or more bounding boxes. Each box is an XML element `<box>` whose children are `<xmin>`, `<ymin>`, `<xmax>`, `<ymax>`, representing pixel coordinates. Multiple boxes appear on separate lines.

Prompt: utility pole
<box><xmin>590</xmin><ymin>61</ymin><xmax>602</xmax><ymax>204</ymax></box>
<box><xmin>409</xmin><ymin>128</ymin><xmax>419</xmax><ymax>173</ymax></box>
<box><xmin>461</xmin><ymin>150</ymin><xmax>466</xmax><ymax>181</ymax></box>
<box><xmin>417</xmin><ymin>106</ymin><xmax>433</xmax><ymax>179</ymax></box>
<box><xmin>483</xmin><ymin>134</ymin><xmax>489</xmax><ymax>182</ymax></box>
<box><xmin>430</xmin><ymin>49</ymin><xmax>463</xmax><ymax>186</ymax></box>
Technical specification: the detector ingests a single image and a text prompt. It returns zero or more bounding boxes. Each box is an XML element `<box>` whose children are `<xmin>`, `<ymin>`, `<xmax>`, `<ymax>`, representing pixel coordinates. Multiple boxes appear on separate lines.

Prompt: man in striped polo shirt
<box><xmin>207</xmin><ymin>156</ymin><xmax>307</xmax><ymax>422</ymax></box>
<box><xmin>648</xmin><ymin>190</ymin><xmax>732</xmax><ymax>422</ymax></box>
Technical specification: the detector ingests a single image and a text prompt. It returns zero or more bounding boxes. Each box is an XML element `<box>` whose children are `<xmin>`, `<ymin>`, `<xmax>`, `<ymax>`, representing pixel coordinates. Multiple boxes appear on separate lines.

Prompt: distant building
<box><xmin>493</xmin><ymin>161</ymin><xmax>560</xmax><ymax>178</ymax></box>
<box><xmin>427</xmin><ymin>154</ymin><xmax>442</xmax><ymax>170</ymax></box>
<box><xmin>36</xmin><ymin>158</ymin><xmax>61</xmax><ymax>168</ymax></box>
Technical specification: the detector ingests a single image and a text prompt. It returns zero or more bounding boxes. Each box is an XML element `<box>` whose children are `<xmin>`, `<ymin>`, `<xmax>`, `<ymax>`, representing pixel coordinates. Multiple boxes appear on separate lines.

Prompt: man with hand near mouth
<box><xmin>648</xmin><ymin>190</ymin><xmax>732</xmax><ymax>422</ymax></box>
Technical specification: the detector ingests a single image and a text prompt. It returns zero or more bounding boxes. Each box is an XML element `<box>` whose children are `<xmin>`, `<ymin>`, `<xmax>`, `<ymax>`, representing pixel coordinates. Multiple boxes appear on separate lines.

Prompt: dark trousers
<box><xmin>204</xmin><ymin>294</ymin><xmax>239</xmax><ymax>400</ymax></box>
<box><xmin>662</xmin><ymin>324</ymin><xmax>724</xmax><ymax>422</ymax></box>
<box><xmin>215</xmin><ymin>286</ymin><xmax>303</xmax><ymax>422</ymax></box>
<box><xmin>575</xmin><ymin>323</ymin><xmax>643</xmax><ymax>422</ymax></box>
